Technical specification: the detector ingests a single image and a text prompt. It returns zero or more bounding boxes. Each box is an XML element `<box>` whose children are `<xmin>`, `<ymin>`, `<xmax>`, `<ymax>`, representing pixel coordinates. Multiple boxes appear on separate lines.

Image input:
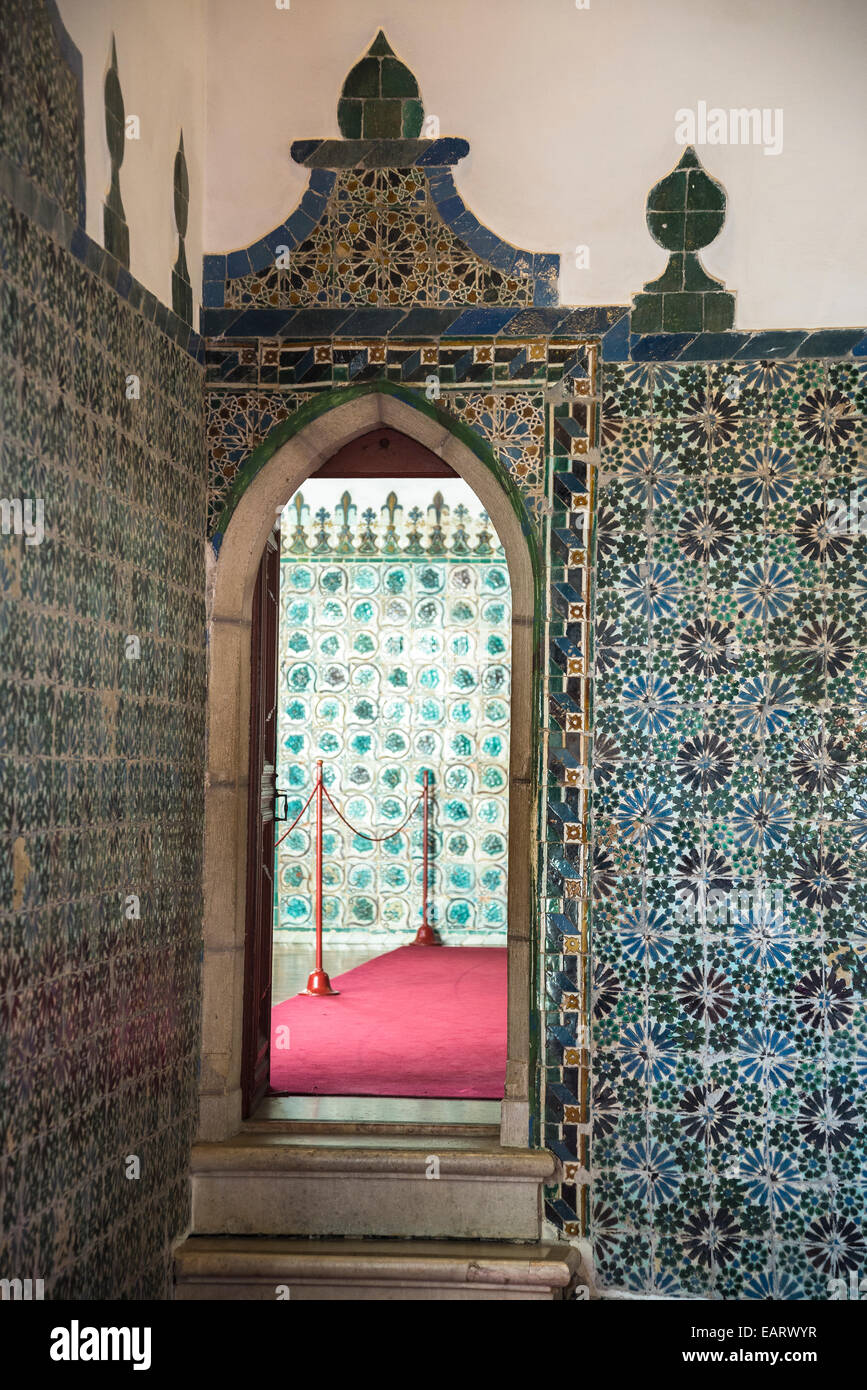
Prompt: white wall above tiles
<box><xmin>57</xmin><ymin>0</ymin><xmax>867</xmax><ymax>328</ymax></box>
<box><xmin>201</xmin><ymin>0</ymin><xmax>867</xmax><ymax>328</ymax></box>
<box><xmin>56</xmin><ymin>0</ymin><xmax>206</xmax><ymax>314</ymax></box>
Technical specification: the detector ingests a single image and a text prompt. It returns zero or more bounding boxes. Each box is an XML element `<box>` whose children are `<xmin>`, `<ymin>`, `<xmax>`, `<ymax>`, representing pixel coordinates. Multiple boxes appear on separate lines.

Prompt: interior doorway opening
<box><xmin>251</xmin><ymin>428</ymin><xmax>513</xmax><ymax>1117</ymax></box>
<box><xmin>203</xmin><ymin>387</ymin><xmax>537</xmax><ymax>1150</ymax></box>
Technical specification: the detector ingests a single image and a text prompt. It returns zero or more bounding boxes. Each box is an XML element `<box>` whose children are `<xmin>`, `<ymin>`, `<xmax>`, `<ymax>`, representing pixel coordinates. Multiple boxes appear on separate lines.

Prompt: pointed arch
<box><xmin>201</xmin><ymin>385</ymin><xmax>542</xmax><ymax>1147</ymax></box>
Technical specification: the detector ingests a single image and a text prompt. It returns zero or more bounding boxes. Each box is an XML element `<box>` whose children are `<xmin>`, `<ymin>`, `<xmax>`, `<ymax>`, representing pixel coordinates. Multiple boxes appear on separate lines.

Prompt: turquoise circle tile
<box><xmin>449</xmin><ymin>567</ymin><xmax>475</xmax><ymax>592</ymax></box>
<box><xmin>418</xmin><ymin>565</ymin><xmax>444</xmax><ymax>592</ymax></box>
<box><xmin>481</xmin><ymin>600</ymin><xmax>507</xmax><ymax>624</ymax></box>
<box><xmin>446</xmin><ymin>899</ymin><xmax>474</xmax><ymax>926</ymax></box>
<box><xmin>449</xmin><ymin>699</ymin><xmax>473</xmax><ymax>723</ymax></box>
<box><xmin>382</xmin><ymin>697</ymin><xmax>407</xmax><ymax>723</ymax></box>
<box><xmin>415</xmin><ymin>597</ymin><xmax>443</xmax><ymax>625</ymax></box>
<box><xmin>481</xmin><ymin>764</ymin><xmax>506</xmax><ymax>790</ymax></box>
<box><xmin>286</xmin><ymin>565</ymin><xmax>314</xmax><ymax>591</ymax></box>
<box><xmin>482</xmin><ymin>567</ymin><xmax>508</xmax><ymax>592</ymax></box>
<box><xmin>384</xmin><ymin>566</ymin><xmax>409</xmax><ymax>593</ymax></box>
<box><xmin>415</xmin><ymin>730</ymin><xmax>441</xmax><ymax>758</ymax></box>
<box><xmin>484</xmin><ymin>698</ymin><xmax>508</xmax><ymax>723</ymax></box>
<box><xmin>319</xmin><ymin>567</ymin><xmax>346</xmax><ymax>594</ymax></box>
<box><xmin>417</xmin><ymin>696</ymin><xmax>444</xmax><ymax>722</ymax></box>
<box><xmin>483</xmin><ymin>664</ymin><xmax>509</xmax><ymax>694</ymax></box>
<box><xmin>321</xmin><ymin>598</ymin><xmax>347</xmax><ymax>625</ymax></box>
<box><xmin>351</xmin><ymin>565</ymin><xmax>380</xmax><ymax>593</ymax></box>
<box><xmin>351</xmin><ymin>599</ymin><xmax>377</xmax><ymax>623</ymax></box>
<box><xmin>383</xmin><ymin>597</ymin><xmax>411</xmax><ymax>624</ymax></box>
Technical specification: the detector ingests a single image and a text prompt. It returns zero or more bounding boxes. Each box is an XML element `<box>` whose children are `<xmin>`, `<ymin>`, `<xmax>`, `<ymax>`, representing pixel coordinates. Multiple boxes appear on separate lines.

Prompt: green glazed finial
<box><xmin>338</xmin><ymin>32</ymin><xmax>424</xmax><ymax>139</ymax></box>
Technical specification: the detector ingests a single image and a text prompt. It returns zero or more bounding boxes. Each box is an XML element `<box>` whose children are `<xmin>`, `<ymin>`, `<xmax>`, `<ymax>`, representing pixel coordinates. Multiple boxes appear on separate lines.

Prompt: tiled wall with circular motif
<box><xmin>275</xmin><ymin>481</ymin><xmax>511</xmax><ymax>945</ymax></box>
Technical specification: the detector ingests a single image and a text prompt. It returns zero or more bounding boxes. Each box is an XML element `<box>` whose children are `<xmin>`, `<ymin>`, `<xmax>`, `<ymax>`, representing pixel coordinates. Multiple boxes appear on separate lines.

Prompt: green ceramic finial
<box><xmin>172</xmin><ymin>130</ymin><xmax>192</xmax><ymax>325</ymax></box>
<box><xmin>632</xmin><ymin>146</ymin><xmax>735</xmax><ymax>334</ymax></box>
<box><xmin>103</xmin><ymin>34</ymin><xmax>129</xmax><ymax>267</ymax></box>
<box><xmin>646</xmin><ymin>146</ymin><xmax>726</xmax><ymax>254</ymax></box>
<box><xmin>337</xmin><ymin>32</ymin><xmax>424</xmax><ymax>139</ymax></box>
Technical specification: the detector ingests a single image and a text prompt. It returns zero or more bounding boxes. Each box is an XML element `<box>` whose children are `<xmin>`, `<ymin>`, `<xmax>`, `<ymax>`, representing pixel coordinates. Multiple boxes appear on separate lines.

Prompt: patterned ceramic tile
<box><xmin>205</xmin><ymin>339</ymin><xmax>598</xmax><ymax>533</ymax></box>
<box><xmin>224</xmin><ymin>167</ymin><xmax>537</xmax><ymax>313</ymax></box>
<box><xmin>275</xmin><ymin>483</ymin><xmax>511</xmax><ymax>946</ymax></box>
<box><xmin>0</xmin><ymin>140</ymin><xmax>205</xmax><ymax>1299</ymax></box>
<box><xmin>578</xmin><ymin>360</ymin><xmax>867</xmax><ymax>1296</ymax></box>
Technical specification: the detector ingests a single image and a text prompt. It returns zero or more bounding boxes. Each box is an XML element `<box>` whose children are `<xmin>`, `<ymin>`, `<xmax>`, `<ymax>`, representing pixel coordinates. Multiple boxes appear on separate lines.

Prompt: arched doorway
<box><xmin>268</xmin><ymin>430</ymin><xmax>513</xmax><ymax>1102</ymax></box>
<box><xmin>200</xmin><ymin>386</ymin><xmax>539</xmax><ymax>1148</ymax></box>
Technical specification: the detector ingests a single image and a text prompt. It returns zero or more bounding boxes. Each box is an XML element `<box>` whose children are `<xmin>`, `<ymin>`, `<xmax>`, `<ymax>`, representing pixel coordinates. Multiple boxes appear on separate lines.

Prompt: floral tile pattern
<box><xmin>205</xmin><ymin>339</ymin><xmax>596</xmax><ymax>533</ymax></box>
<box><xmin>581</xmin><ymin>360</ymin><xmax>867</xmax><ymax>1296</ymax></box>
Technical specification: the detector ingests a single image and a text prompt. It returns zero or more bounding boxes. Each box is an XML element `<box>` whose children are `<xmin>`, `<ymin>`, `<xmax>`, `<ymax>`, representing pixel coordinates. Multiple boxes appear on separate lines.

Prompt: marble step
<box><xmin>190</xmin><ymin>1133</ymin><xmax>557</xmax><ymax>1240</ymax></box>
<box><xmin>174</xmin><ymin>1236</ymin><xmax>581</xmax><ymax>1301</ymax></box>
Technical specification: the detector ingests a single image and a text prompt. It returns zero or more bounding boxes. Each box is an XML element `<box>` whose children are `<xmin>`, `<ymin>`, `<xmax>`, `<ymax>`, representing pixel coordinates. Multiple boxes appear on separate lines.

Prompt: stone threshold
<box><xmin>175</xmin><ymin>1235</ymin><xmax>581</xmax><ymax>1301</ymax></box>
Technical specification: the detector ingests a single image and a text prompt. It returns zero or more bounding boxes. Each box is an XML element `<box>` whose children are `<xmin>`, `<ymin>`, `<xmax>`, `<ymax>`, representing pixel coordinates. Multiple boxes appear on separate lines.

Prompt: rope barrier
<box><xmin>322</xmin><ymin>781</ymin><xmax>425</xmax><ymax>842</ymax></box>
<box><xmin>273</xmin><ymin>761</ymin><xmax>440</xmax><ymax>995</ymax></box>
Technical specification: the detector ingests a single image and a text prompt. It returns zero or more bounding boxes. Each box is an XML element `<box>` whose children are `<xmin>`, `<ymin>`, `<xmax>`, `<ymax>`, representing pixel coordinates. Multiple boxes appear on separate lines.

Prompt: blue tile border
<box><xmin>202</xmin><ymin>171</ymin><xmax>338</xmax><ymax>310</ymax></box>
<box><xmin>290</xmin><ymin>137</ymin><xmax>470</xmax><ymax>168</ymax></box>
<box><xmin>602</xmin><ymin>321</ymin><xmax>867</xmax><ymax>362</ymax></box>
<box><xmin>199</xmin><ymin>304</ymin><xmax>629</xmax><ymax>341</ymax></box>
<box><xmin>426</xmin><ymin>169</ymin><xmax>560</xmax><ymax>306</ymax></box>
<box><xmin>200</xmin><ymin>297</ymin><xmax>867</xmax><ymax>362</ymax></box>
<box><xmin>0</xmin><ymin>149</ymin><xmax>204</xmax><ymax>360</ymax></box>
<box><xmin>205</xmin><ymin>155</ymin><xmax>562</xmax><ymax>312</ymax></box>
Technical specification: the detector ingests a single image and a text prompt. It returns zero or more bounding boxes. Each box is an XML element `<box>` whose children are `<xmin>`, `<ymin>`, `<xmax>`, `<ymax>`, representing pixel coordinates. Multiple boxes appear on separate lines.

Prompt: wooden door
<box><xmin>241</xmin><ymin>525</ymin><xmax>281</xmax><ymax>1116</ymax></box>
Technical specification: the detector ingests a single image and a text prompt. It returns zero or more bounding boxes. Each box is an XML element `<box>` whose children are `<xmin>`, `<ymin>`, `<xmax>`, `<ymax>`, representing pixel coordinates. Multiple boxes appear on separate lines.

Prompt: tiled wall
<box><xmin>0</xmin><ymin>3</ymin><xmax>207</xmax><ymax>1297</ymax></box>
<box><xmin>275</xmin><ymin>482</ymin><xmax>512</xmax><ymax>947</ymax></box>
<box><xmin>585</xmin><ymin>359</ymin><xmax>867</xmax><ymax>1296</ymax></box>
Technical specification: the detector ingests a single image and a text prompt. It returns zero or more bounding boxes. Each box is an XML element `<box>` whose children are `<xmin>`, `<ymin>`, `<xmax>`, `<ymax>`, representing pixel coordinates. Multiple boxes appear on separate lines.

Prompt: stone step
<box><xmin>241</xmin><ymin>1117</ymin><xmax>502</xmax><ymax>1140</ymax></box>
<box><xmin>174</xmin><ymin>1236</ymin><xmax>581</xmax><ymax>1301</ymax></box>
<box><xmin>190</xmin><ymin>1133</ymin><xmax>557</xmax><ymax>1241</ymax></box>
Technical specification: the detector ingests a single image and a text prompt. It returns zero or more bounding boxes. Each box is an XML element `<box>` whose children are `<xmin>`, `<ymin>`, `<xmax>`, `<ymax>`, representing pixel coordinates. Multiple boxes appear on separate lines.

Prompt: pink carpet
<box><xmin>269</xmin><ymin>945</ymin><xmax>506</xmax><ymax>1098</ymax></box>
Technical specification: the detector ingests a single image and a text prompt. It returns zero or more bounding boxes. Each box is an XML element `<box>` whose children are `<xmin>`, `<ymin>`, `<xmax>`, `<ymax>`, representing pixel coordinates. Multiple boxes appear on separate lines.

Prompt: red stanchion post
<box><xmin>414</xmin><ymin>769</ymin><xmax>441</xmax><ymax>946</ymax></box>
<box><xmin>300</xmin><ymin>759</ymin><xmax>339</xmax><ymax>995</ymax></box>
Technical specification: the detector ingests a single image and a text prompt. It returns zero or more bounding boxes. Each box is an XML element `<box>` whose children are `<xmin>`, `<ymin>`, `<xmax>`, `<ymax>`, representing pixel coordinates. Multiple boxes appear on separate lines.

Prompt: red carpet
<box><xmin>269</xmin><ymin>945</ymin><xmax>506</xmax><ymax>1098</ymax></box>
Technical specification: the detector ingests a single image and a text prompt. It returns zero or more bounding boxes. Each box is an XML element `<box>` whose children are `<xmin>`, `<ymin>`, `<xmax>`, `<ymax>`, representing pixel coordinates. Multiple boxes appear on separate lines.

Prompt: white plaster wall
<box><xmin>56</xmin><ymin>0</ymin><xmax>206</xmax><ymax>314</ymax></box>
<box><xmin>203</xmin><ymin>0</ymin><xmax>867</xmax><ymax>329</ymax></box>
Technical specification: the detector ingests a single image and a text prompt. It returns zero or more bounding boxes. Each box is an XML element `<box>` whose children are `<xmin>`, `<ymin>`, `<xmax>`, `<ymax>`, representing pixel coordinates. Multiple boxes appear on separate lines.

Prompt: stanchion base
<box><xmin>413</xmin><ymin>923</ymin><xmax>442</xmax><ymax>946</ymax></box>
<box><xmin>299</xmin><ymin>969</ymin><xmax>339</xmax><ymax>996</ymax></box>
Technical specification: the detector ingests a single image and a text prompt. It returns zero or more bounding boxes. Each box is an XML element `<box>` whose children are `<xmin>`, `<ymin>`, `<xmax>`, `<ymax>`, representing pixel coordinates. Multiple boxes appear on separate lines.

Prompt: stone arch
<box><xmin>201</xmin><ymin>385</ymin><xmax>541</xmax><ymax>1148</ymax></box>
